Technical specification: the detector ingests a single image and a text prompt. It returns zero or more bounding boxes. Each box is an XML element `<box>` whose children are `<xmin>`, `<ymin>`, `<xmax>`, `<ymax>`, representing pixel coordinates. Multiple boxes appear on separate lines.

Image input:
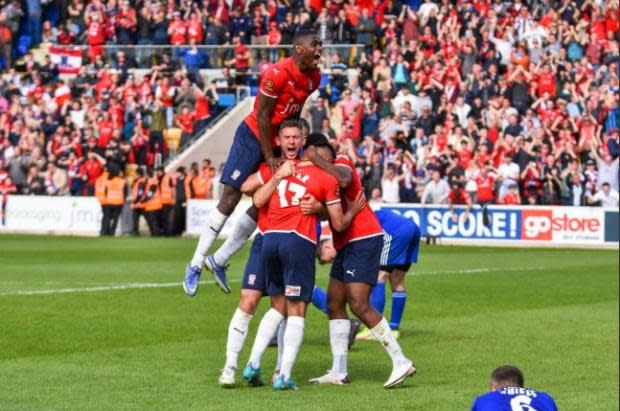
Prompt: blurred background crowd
<box><xmin>1</xmin><ymin>0</ymin><xmax>619</xmax><ymax>227</ymax></box>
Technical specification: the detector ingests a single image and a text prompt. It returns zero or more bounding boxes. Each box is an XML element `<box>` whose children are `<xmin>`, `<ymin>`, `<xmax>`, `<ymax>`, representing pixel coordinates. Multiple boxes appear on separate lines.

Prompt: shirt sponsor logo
<box><xmin>285</xmin><ymin>285</ymin><xmax>301</xmax><ymax>297</ymax></box>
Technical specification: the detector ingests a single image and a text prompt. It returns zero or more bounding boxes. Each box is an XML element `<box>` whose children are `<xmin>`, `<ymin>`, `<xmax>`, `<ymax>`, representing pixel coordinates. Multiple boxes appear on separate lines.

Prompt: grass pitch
<box><xmin>0</xmin><ymin>235</ymin><xmax>617</xmax><ymax>410</ymax></box>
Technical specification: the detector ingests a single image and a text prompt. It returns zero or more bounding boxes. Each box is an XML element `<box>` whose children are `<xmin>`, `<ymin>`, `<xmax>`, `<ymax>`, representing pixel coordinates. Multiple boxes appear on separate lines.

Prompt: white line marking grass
<box><xmin>0</xmin><ymin>267</ymin><xmax>546</xmax><ymax>297</ymax></box>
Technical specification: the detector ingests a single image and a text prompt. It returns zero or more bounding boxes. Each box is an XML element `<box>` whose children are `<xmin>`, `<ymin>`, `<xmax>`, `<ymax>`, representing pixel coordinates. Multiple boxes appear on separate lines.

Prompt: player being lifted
<box><xmin>303</xmin><ymin>142</ymin><xmax>416</xmax><ymax>388</ymax></box>
<box><xmin>217</xmin><ymin>120</ymin><xmax>306</xmax><ymax>387</ymax></box>
<box><xmin>183</xmin><ymin>31</ymin><xmax>322</xmax><ymax>296</ymax></box>
<box><xmin>244</xmin><ymin>134</ymin><xmax>362</xmax><ymax>390</ymax></box>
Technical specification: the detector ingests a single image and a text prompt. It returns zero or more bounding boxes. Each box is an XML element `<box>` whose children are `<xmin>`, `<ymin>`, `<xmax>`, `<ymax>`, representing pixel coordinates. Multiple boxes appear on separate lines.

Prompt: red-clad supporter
<box><xmin>168</xmin><ymin>11</ymin><xmax>187</xmax><ymax>45</ymax></box>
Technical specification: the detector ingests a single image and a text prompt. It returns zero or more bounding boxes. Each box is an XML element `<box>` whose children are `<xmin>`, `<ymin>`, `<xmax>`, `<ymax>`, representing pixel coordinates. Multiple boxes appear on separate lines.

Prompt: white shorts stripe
<box><xmin>380</xmin><ymin>231</ymin><xmax>391</xmax><ymax>266</ymax></box>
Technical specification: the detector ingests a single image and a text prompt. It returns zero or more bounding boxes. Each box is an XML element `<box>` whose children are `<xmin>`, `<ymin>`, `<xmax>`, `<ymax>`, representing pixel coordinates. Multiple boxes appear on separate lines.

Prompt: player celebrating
<box><xmin>217</xmin><ymin>120</ymin><xmax>305</xmax><ymax>388</ymax></box>
<box><xmin>312</xmin><ymin>208</ymin><xmax>421</xmax><ymax>341</ymax></box>
<box><xmin>471</xmin><ymin>365</ymin><xmax>558</xmax><ymax>411</ymax></box>
<box><xmin>183</xmin><ymin>30</ymin><xmax>322</xmax><ymax>296</ymax></box>
<box><xmin>247</xmin><ymin>135</ymin><xmax>360</xmax><ymax>391</ymax></box>
<box><xmin>304</xmin><ymin>143</ymin><xmax>416</xmax><ymax>388</ymax></box>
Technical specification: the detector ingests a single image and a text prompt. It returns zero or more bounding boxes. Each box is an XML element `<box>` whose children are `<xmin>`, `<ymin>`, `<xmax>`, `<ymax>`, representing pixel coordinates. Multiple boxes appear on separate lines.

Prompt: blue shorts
<box><xmin>330</xmin><ymin>235</ymin><xmax>383</xmax><ymax>286</ymax></box>
<box><xmin>241</xmin><ymin>234</ymin><xmax>266</xmax><ymax>292</ymax></box>
<box><xmin>220</xmin><ymin>121</ymin><xmax>263</xmax><ymax>190</ymax></box>
<box><xmin>263</xmin><ymin>232</ymin><xmax>316</xmax><ymax>301</ymax></box>
<box><xmin>380</xmin><ymin>220</ymin><xmax>421</xmax><ymax>272</ymax></box>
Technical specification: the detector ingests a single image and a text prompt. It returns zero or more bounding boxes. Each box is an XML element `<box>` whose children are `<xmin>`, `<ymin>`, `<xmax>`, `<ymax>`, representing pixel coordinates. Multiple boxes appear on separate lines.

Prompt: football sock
<box><xmin>224</xmin><ymin>308</ymin><xmax>253</xmax><ymax>370</ymax></box>
<box><xmin>370</xmin><ymin>281</ymin><xmax>386</xmax><ymax>314</ymax></box>
<box><xmin>370</xmin><ymin>317</ymin><xmax>408</xmax><ymax>365</ymax></box>
<box><xmin>248</xmin><ymin>308</ymin><xmax>284</xmax><ymax>369</ymax></box>
<box><xmin>311</xmin><ymin>286</ymin><xmax>328</xmax><ymax>314</ymax></box>
<box><xmin>213</xmin><ymin>212</ymin><xmax>257</xmax><ymax>267</ymax></box>
<box><xmin>389</xmin><ymin>291</ymin><xmax>407</xmax><ymax>330</ymax></box>
<box><xmin>329</xmin><ymin>319</ymin><xmax>350</xmax><ymax>376</ymax></box>
<box><xmin>275</xmin><ymin>320</ymin><xmax>287</xmax><ymax>372</ymax></box>
<box><xmin>280</xmin><ymin>316</ymin><xmax>305</xmax><ymax>381</ymax></box>
<box><xmin>191</xmin><ymin>209</ymin><xmax>227</xmax><ymax>267</ymax></box>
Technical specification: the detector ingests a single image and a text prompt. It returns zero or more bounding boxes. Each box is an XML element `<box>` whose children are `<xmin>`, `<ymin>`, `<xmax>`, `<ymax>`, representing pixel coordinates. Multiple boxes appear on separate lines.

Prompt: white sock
<box><xmin>280</xmin><ymin>316</ymin><xmax>305</xmax><ymax>380</ymax></box>
<box><xmin>370</xmin><ymin>317</ymin><xmax>408</xmax><ymax>365</ymax></box>
<box><xmin>224</xmin><ymin>308</ymin><xmax>253</xmax><ymax>370</ymax></box>
<box><xmin>275</xmin><ymin>320</ymin><xmax>287</xmax><ymax>372</ymax></box>
<box><xmin>213</xmin><ymin>212</ymin><xmax>257</xmax><ymax>266</ymax></box>
<box><xmin>190</xmin><ymin>209</ymin><xmax>227</xmax><ymax>267</ymax></box>
<box><xmin>248</xmin><ymin>308</ymin><xmax>284</xmax><ymax>369</ymax></box>
<box><xmin>329</xmin><ymin>319</ymin><xmax>350</xmax><ymax>376</ymax></box>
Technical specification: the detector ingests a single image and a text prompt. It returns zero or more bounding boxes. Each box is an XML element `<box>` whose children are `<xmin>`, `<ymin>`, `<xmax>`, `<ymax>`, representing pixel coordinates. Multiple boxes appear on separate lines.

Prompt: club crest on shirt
<box><xmin>264</xmin><ymin>79</ymin><xmax>274</xmax><ymax>91</ymax></box>
<box><xmin>248</xmin><ymin>274</ymin><xmax>256</xmax><ymax>286</ymax></box>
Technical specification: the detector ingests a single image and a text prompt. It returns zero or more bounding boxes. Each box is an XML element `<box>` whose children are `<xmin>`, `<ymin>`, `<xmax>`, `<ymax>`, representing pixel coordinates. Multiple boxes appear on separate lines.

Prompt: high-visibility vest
<box><xmin>160</xmin><ymin>174</ymin><xmax>175</xmax><ymax>206</ymax></box>
<box><xmin>95</xmin><ymin>172</ymin><xmax>109</xmax><ymax>205</ymax></box>
<box><xmin>106</xmin><ymin>176</ymin><xmax>125</xmax><ymax>206</ymax></box>
<box><xmin>143</xmin><ymin>177</ymin><xmax>163</xmax><ymax>212</ymax></box>
<box><xmin>132</xmin><ymin>177</ymin><xmax>145</xmax><ymax>209</ymax></box>
<box><xmin>190</xmin><ymin>172</ymin><xmax>209</xmax><ymax>199</ymax></box>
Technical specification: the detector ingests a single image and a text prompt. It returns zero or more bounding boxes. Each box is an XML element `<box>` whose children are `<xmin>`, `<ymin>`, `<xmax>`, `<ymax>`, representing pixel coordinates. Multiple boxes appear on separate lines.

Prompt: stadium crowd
<box><xmin>1</xmin><ymin>0</ymin><xmax>620</xmax><ymax>223</ymax></box>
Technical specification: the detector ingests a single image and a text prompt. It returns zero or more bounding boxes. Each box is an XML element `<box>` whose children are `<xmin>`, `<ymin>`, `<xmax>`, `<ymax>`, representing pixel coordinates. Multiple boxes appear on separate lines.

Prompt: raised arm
<box><xmin>252</xmin><ymin>160</ymin><xmax>295</xmax><ymax>208</ymax></box>
<box><xmin>305</xmin><ymin>146</ymin><xmax>353</xmax><ymax>189</ymax></box>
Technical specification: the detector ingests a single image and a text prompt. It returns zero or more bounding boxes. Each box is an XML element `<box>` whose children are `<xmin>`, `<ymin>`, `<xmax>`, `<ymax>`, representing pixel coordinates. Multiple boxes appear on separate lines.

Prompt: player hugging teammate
<box><xmin>182</xmin><ymin>28</ymin><xmax>416</xmax><ymax>390</ymax></box>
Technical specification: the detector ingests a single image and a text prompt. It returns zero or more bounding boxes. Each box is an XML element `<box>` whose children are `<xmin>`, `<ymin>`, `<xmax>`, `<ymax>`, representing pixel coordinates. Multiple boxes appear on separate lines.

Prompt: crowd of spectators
<box><xmin>1</xmin><ymin>0</ymin><xmax>619</xmax><ymax>213</ymax></box>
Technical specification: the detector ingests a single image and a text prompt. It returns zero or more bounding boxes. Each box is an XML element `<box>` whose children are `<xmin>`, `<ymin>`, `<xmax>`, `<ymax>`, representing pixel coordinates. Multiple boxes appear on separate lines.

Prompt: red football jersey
<box><xmin>255</xmin><ymin>163</ymin><xmax>274</xmax><ymax>233</ymax></box>
<box><xmin>476</xmin><ymin>175</ymin><xmax>495</xmax><ymax>202</ymax></box>
<box><xmin>264</xmin><ymin>162</ymin><xmax>340</xmax><ymax>244</ymax></box>
<box><xmin>244</xmin><ymin>57</ymin><xmax>320</xmax><ymax>147</ymax></box>
<box><xmin>332</xmin><ymin>154</ymin><xmax>383</xmax><ymax>250</ymax></box>
<box><xmin>449</xmin><ymin>188</ymin><xmax>471</xmax><ymax>205</ymax></box>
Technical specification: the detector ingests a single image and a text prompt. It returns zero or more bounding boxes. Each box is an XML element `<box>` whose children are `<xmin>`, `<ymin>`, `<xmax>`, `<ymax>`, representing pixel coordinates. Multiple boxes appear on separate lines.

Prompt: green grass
<box><xmin>0</xmin><ymin>235</ymin><xmax>617</xmax><ymax>410</ymax></box>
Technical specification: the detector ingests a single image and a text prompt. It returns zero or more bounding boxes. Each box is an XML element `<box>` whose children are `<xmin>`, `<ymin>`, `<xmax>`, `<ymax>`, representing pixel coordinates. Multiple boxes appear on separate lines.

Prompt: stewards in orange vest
<box><xmin>95</xmin><ymin>170</ymin><xmax>109</xmax><ymax>236</ymax></box>
<box><xmin>131</xmin><ymin>168</ymin><xmax>147</xmax><ymax>236</ymax></box>
<box><xmin>157</xmin><ymin>167</ymin><xmax>175</xmax><ymax>236</ymax></box>
<box><xmin>185</xmin><ymin>162</ymin><xmax>211</xmax><ymax>199</ymax></box>
<box><xmin>101</xmin><ymin>168</ymin><xmax>126</xmax><ymax>236</ymax></box>
<box><xmin>143</xmin><ymin>168</ymin><xmax>163</xmax><ymax>236</ymax></box>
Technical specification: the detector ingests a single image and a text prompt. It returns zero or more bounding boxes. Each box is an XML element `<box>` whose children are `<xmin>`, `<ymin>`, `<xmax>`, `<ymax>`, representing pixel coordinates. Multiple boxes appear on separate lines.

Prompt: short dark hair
<box><xmin>293</xmin><ymin>29</ymin><xmax>318</xmax><ymax>45</ymax></box>
<box><xmin>491</xmin><ymin>366</ymin><xmax>525</xmax><ymax>388</ymax></box>
<box><xmin>305</xmin><ymin>132</ymin><xmax>336</xmax><ymax>159</ymax></box>
<box><xmin>279</xmin><ymin>119</ymin><xmax>302</xmax><ymax>133</ymax></box>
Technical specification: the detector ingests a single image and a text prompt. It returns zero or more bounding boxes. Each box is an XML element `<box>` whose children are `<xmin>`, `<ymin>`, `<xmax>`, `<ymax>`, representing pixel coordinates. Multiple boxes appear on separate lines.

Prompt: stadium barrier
<box><xmin>186</xmin><ymin>200</ymin><xmax>619</xmax><ymax>248</ymax></box>
<box><xmin>1</xmin><ymin>196</ymin><xmax>617</xmax><ymax>248</ymax></box>
<box><xmin>0</xmin><ymin>195</ymin><xmax>102</xmax><ymax>235</ymax></box>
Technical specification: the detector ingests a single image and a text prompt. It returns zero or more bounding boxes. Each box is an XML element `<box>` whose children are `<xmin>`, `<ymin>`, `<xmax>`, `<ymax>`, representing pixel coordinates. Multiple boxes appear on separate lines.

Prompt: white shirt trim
<box><xmin>260</xmin><ymin>89</ymin><xmax>278</xmax><ymax>99</ymax></box>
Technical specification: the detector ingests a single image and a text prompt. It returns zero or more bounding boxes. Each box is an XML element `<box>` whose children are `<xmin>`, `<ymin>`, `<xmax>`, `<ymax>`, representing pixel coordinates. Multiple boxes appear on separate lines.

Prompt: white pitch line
<box><xmin>0</xmin><ymin>267</ymin><xmax>549</xmax><ymax>297</ymax></box>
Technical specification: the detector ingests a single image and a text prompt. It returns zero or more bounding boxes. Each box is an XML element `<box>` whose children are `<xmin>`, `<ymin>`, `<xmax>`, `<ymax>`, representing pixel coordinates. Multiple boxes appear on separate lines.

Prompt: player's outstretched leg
<box><xmin>183</xmin><ymin>187</ymin><xmax>241</xmax><ymax>296</ymax></box>
<box><xmin>206</xmin><ymin>206</ymin><xmax>259</xmax><ymax>294</ymax></box>
<box><xmin>347</xmin><ymin>283</ymin><xmax>416</xmax><ymax>389</ymax></box>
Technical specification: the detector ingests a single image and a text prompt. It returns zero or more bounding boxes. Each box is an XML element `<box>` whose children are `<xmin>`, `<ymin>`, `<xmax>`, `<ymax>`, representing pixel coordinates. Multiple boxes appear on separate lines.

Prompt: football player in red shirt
<box><xmin>184</xmin><ymin>30</ymin><xmax>323</xmax><ymax>296</ymax></box>
<box><xmin>217</xmin><ymin>120</ymin><xmax>304</xmax><ymax>388</ymax></box>
<box><xmin>303</xmin><ymin>139</ymin><xmax>416</xmax><ymax>389</ymax></box>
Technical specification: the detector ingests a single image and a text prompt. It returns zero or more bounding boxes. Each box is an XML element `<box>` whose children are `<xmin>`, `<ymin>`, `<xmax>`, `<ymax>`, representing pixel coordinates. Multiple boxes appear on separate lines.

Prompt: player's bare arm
<box><xmin>326</xmin><ymin>190</ymin><xmax>365</xmax><ymax>232</ymax></box>
<box><xmin>257</xmin><ymin>93</ymin><xmax>280</xmax><ymax>171</ymax></box>
<box><xmin>305</xmin><ymin>145</ymin><xmax>353</xmax><ymax>188</ymax></box>
<box><xmin>252</xmin><ymin>160</ymin><xmax>295</xmax><ymax>208</ymax></box>
<box><xmin>240</xmin><ymin>173</ymin><xmax>262</xmax><ymax>196</ymax></box>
